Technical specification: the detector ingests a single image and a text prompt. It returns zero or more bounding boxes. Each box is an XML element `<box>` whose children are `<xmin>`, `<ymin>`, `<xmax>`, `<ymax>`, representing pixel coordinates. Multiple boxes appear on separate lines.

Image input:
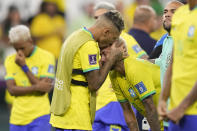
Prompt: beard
<box><xmin>163</xmin><ymin>22</ymin><xmax>171</xmax><ymax>33</ymax></box>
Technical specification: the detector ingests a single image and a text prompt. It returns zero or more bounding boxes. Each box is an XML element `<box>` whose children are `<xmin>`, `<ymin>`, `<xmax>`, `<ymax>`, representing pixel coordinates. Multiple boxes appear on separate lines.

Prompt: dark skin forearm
<box><xmin>178</xmin><ymin>81</ymin><xmax>197</xmax><ymax>111</ymax></box>
<box><xmin>120</xmin><ymin>102</ymin><xmax>139</xmax><ymax>131</ymax></box>
<box><xmin>86</xmin><ymin>58</ymin><xmax>115</xmax><ymax>91</ymax></box>
<box><xmin>167</xmin><ymin>81</ymin><xmax>197</xmax><ymax>123</ymax></box>
<box><xmin>143</xmin><ymin>96</ymin><xmax>161</xmax><ymax>131</ymax></box>
<box><xmin>6</xmin><ymin>79</ymin><xmax>36</xmax><ymax>96</ymax></box>
<box><xmin>86</xmin><ymin>42</ymin><xmax>125</xmax><ymax>92</ymax></box>
<box><xmin>25</xmin><ymin>71</ymin><xmax>40</xmax><ymax>84</ymax></box>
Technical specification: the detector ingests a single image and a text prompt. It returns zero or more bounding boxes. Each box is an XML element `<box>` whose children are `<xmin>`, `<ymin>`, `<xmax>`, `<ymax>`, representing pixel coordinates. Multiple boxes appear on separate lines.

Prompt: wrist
<box><xmin>32</xmin><ymin>84</ymin><xmax>39</xmax><ymax>91</ymax></box>
<box><xmin>21</xmin><ymin>65</ymin><xmax>29</xmax><ymax>73</ymax></box>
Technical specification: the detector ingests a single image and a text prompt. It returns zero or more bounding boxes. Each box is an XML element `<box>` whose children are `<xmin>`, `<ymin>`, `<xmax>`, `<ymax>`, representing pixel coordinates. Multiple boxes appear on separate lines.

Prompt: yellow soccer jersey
<box><xmin>5</xmin><ymin>89</ymin><xmax>14</xmax><ymax>104</ymax></box>
<box><xmin>121</xmin><ymin>31</ymin><xmax>147</xmax><ymax>58</ymax></box>
<box><xmin>169</xmin><ymin>8</ymin><xmax>197</xmax><ymax>115</ymax></box>
<box><xmin>96</xmin><ymin>32</ymin><xmax>147</xmax><ymax>111</ymax></box>
<box><xmin>31</xmin><ymin>13</ymin><xmax>66</xmax><ymax>59</ymax></box>
<box><xmin>4</xmin><ymin>46</ymin><xmax>55</xmax><ymax>125</ymax></box>
<box><xmin>171</xmin><ymin>5</ymin><xmax>189</xmax><ymax>30</ymax></box>
<box><xmin>96</xmin><ymin>76</ymin><xmax>117</xmax><ymax>111</ymax></box>
<box><xmin>50</xmin><ymin>40</ymin><xmax>100</xmax><ymax>130</ymax></box>
<box><xmin>110</xmin><ymin>57</ymin><xmax>161</xmax><ymax>116</ymax></box>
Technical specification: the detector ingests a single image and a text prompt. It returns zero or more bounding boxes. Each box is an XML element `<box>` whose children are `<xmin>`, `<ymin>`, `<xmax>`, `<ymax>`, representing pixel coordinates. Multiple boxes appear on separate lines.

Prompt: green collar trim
<box><xmin>29</xmin><ymin>46</ymin><xmax>37</xmax><ymax>57</ymax></box>
<box><xmin>83</xmin><ymin>27</ymin><xmax>95</xmax><ymax>40</ymax></box>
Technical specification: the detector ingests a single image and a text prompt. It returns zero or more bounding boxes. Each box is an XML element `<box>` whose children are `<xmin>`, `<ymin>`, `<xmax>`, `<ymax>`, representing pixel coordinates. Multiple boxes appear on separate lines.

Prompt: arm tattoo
<box><xmin>143</xmin><ymin>96</ymin><xmax>161</xmax><ymax>131</ymax></box>
<box><xmin>127</xmin><ymin>121</ymin><xmax>139</xmax><ymax>131</ymax></box>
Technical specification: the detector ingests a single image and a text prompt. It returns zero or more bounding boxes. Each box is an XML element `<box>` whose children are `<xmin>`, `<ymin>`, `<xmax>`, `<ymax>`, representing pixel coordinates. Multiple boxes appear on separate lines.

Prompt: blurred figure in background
<box><xmin>4</xmin><ymin>25</ymin><xmax>55</xmax><ymax>131</ymax></box>
<box><xmin>123</xmin><ymin>0</ymin><xmax>150</xmax><ymax>32</ymax></box>
<box><xmin>30</xmin><ymin>0</ymin><xmax>66</xmax><ymax>60</ymax></box>
<box><xmin>1</xmin><ymin>5</ymin><xmax>25</xmax><ymax>112</ymax></box>
<box><xmin>128</xmin><ymin>5</ymin><xmax>157</xmax><ymax>56</ymax></box>
<box><xmin>1</xmin><ymin>6</ymin><xmax>25</xmax><ymax>44</ymax></box>
<box><xmin>67</xmin><ymin>2</ymin><xmax>95</xmax><ymax>35</ymax></box>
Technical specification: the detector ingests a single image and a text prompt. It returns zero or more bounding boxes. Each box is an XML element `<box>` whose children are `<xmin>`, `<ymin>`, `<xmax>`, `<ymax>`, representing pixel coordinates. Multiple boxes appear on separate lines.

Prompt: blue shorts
<box><xmin>168</xmin><ymin>115</ymin><xmax>197</xmax><ymax>131</ymax></box>
<box><xmin>55</xmin><ymin>128</ymin><xmax>87</xmax><ymax>131</ymax></box>
<box><xmin>92</xmin><ymin>102</ymin><xmax>129</xmax><ymax>131</ymax></box>
<box><xmin>10</xmin><ymin>114</ymin><xmax>51</xmax><ymax>131</ymax></box>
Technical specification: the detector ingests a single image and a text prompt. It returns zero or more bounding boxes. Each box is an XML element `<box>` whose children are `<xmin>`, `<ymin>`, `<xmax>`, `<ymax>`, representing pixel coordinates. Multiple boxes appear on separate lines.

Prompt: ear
<box><xmin>103</xmin><ymin>28</ymin><xmax>110</xmax><ymax>37</ymax></box>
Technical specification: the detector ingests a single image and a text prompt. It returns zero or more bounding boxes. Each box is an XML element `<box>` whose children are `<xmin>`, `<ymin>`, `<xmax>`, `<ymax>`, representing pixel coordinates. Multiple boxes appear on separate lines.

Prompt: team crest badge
<box><xmin>48</xmin><ymin>64</ymin><xmax>54</xmax><ymax>73</ymax></box>
<box><xmin>132</xmin><ymin>44</ymin><xmax>142</xmax><ymax>53</ymax></box>
<box><xmin>88</xmin><ymin>54</ymin><xmax>97</xmax><ymax>65</ymax></box>
<box><xmin>31</xmin><ymin>67</ymin><xmax>38</xmax><ymax>75</ymax></box>
<box><xmin>128</xmin><ymin>88</ymin><xmax>136</xmax><ymax>98</ymax></box>
<box><xmin>135</xmin><ymin>82</ymin><xmax>147</xmax><ymax>94</ymax></box>
<box><xmin>188</xmin><ymin>25</ymin><xmax>195</xmax><ymax>37</ymax></box>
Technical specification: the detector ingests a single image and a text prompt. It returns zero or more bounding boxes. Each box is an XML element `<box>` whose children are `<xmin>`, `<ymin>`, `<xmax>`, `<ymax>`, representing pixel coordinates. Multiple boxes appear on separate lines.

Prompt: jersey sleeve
<box><xmin>40</xmin><ymin>54</ymin><xmax>56</xmax><ymax>79</ymax></box>
<box><xmin>4</xmin><ymin>56</ymin><xmax>15</xmax><ymax>80</ymax></box>
<box><xmin>127</xmin><ymin>63</ymin><xmax>156</xmax><ymax>101</ymax></box>
<box><xmin>132</xmin><ymin>44</ymin><xmax>147</xmax><ymax>58</ymax></box>
<box><xmin>109</xmin><ymin>72</ymin><xmax>128</xmax><ymax>102</ymax></box>
<box><xmin>79</xmin><ymin>41</ymin><xmax>100</xmax><ymax>73</ymax></box>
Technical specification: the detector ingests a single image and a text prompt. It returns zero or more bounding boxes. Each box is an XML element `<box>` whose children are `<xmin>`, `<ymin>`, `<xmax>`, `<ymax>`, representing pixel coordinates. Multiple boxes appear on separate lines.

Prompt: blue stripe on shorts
<box><xmin>10</xmin><ymin>114</ymin><xmax>51</xmax><ymax>131</ymax></box>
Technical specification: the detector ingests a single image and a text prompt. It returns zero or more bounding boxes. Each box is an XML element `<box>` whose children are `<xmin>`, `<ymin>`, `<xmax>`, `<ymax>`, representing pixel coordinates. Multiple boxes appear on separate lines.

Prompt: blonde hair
<box><xmin>9</xmin><ymin>25</ymin><xmax>31</xmax><ymax>44</ymax></box>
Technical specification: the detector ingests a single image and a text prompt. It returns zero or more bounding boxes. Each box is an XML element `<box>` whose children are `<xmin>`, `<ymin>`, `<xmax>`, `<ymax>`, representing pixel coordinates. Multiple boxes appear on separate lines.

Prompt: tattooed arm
<box><xmin>120</xmin><ymin>101</ymin><xmax>139</xmax><ymax>131</ymax></box>
<box><xmin>143</xmin><ymin>95</ymin><xmax>161</xmax><ymax>131</ymax></box>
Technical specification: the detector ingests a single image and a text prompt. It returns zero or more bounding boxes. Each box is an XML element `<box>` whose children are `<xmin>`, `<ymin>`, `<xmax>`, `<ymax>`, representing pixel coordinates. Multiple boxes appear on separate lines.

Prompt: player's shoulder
<box><xmin>125</xmin><ymin>57</ymin><xmax>150</xmax><ymax>72</ymax></box>
<box><xmin>4</xmin><ymin>54</ymin><xmax>16</xmax><ymax>65</ymax></box>
<box><xmin>80</xmin><ymin>40</ymin><xmax>98</xmax><ymax>51</ymax></box>
<box><xmin>121</xmin><ymin>31</ymin><xmax>136</xmax><ymax>42</ymax></box>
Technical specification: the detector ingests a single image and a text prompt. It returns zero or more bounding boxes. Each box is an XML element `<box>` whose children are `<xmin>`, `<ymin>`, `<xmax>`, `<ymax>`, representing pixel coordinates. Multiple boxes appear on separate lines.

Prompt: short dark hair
<box><xmin>104</xmin><ymin>10</ymin><xmax>124</xmax><ymax>32</ymax></box>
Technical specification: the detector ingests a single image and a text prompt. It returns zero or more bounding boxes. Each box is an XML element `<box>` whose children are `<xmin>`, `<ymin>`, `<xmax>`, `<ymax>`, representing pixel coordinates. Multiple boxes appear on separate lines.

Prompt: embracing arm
<box><xmin>86</xmin><ymin>43</ymin><xmax>125</xmax><ymax>91</ymax></box>
<box><xmin>143</xmin><ymin>96</ymin><xmax>161</xmax><ymax>131</ymax></box>
<box><xmin>85</xmin><ymin>57</ymin><xmax>115</xmax><ymax>91</ymax></box>
<box><xmin>120</xmin><ymin>101</ymin><xmax>139</xmax><ymax>131</ymax></box>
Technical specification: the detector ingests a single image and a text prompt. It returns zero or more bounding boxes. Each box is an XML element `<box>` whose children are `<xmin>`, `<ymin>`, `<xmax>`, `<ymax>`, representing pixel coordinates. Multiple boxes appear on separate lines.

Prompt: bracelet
<box><xmin>22</xmin><ymin>65</ymin><xmax>29</xmax><ymax>73</ymax></box>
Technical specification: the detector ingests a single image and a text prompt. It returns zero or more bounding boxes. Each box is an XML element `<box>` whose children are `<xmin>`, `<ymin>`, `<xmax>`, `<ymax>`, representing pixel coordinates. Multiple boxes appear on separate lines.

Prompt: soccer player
<box><xmin>158</xmin><ymin>1</ymin><xmax>197</xmax><ymax>130</ymax></box>
<box><xmin>149</xmin><ymin>1</ymin><xmax>183</xmax><ymax>129</ymax></box>
<box><xmin>50</xmin><ymin>10</ymin><xmax>125</xmax><ymax>131</ymax></box>
<box><xmin>4</xmin><ymin>25</ymin><xmax>55</xmax><ymax>131</ymax></box>
<box><xmin>101</xmin><ymin>39</ymin><xmax>161</xmax><ymax>131</ymax></box>
<box><xmin>93</xmin><ymin>2</ymin><xmax>148</xmax><ymax>131</ymax></box>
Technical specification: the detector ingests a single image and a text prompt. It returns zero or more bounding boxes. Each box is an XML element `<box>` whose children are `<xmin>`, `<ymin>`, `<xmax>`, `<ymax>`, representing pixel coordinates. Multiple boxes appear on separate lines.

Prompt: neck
<box><xmin>114</xmin><ymin>60</ymin><xmax>125</xmax><ymax>76</ymax></box>
<box><xmin>132</xmin><ymin>23</ymin><xmax>151</xmax><ymax>34</ymax></box>
<box><xmin>28</xmin><ymin>45</ymin><xmax>35</xmax><ymax>57</ymax></box>
<box><xmin>88</xmin><ymin>26</ymin><xmax>99</xmax><ymax>42</ymax></box>
<box><xmin>190</xmin><ymin>3</ymin><xmax>197</xmax><ymax>10</ymax></box>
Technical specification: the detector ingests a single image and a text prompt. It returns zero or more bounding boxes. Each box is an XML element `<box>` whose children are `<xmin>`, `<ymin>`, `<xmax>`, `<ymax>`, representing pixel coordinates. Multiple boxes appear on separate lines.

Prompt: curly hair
<box><xmin>103</xmin><ymin>10</ymin><xmax>124</xmax><ymax>32</ymax></box>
